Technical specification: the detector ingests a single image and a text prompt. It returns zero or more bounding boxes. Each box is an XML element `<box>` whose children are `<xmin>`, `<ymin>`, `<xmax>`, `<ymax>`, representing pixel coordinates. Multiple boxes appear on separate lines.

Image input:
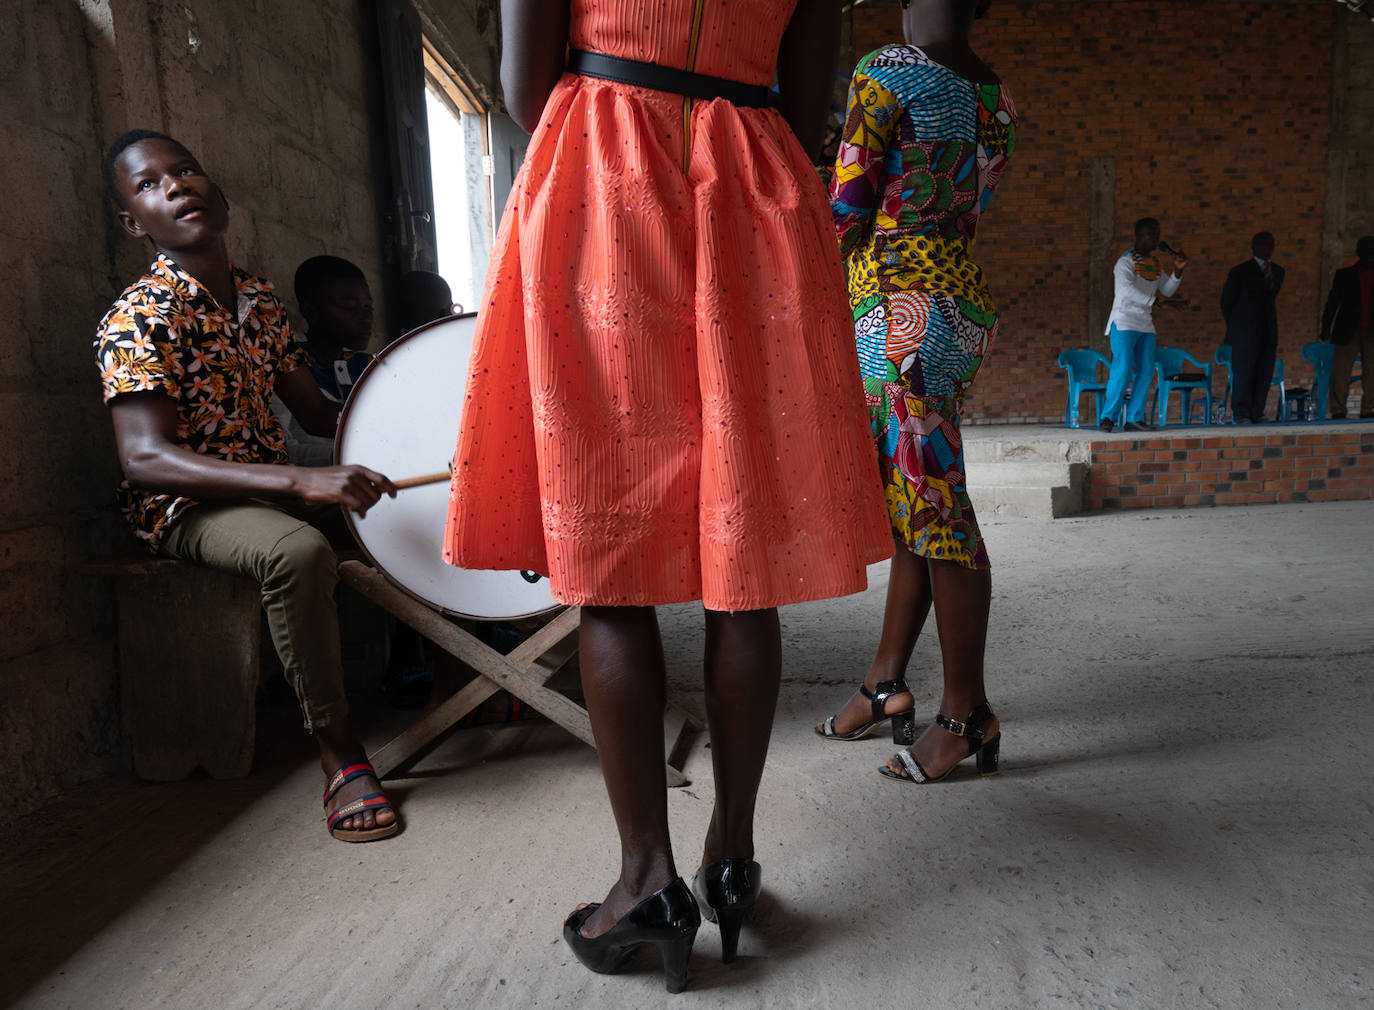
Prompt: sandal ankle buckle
<box><xmin>935</xmin><ymin>713</ymin><xmax>968</xmax><ymax>737</ymax></box>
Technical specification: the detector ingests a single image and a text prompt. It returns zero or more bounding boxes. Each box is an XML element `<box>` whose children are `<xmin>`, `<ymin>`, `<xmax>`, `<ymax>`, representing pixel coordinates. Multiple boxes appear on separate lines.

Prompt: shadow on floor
<box><xmin>0</xmin><ymin>685</ymin><xmax>453</xmax><ymax>1007</ymax></box>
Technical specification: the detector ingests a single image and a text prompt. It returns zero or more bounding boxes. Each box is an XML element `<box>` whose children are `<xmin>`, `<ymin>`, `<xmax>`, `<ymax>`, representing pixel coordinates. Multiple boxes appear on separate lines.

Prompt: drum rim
<box><xmin>333</xmin><ymin>311</ymin><xmax>560</xmax><ymax>622</ymax></box>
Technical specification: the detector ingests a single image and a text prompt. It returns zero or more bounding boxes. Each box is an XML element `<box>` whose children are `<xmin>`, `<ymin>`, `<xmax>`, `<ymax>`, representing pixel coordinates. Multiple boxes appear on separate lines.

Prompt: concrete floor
<box><xmin>3</xmin><ymin>502</ymin><xmax>1372</xmax><ymax>1009</ymax></box>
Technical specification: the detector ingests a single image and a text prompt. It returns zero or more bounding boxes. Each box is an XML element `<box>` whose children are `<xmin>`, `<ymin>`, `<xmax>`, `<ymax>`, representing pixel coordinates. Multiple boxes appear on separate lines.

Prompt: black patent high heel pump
<box><xmin>691</xmin><ymin>859</ymin><xmax>761</xmax><ymax>964</ymax></box>
<box><xmin>563</xmin><ymin>878</ymin><xmax>701</xmax><ymax>993</ymax></box>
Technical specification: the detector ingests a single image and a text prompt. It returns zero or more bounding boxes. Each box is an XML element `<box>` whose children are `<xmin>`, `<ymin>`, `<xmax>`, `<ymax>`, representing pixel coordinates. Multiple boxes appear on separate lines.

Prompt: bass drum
<box><xmin>335</xmin><ymin>313</ymin><xmax>557</xmax><ymax>620</ymax></box>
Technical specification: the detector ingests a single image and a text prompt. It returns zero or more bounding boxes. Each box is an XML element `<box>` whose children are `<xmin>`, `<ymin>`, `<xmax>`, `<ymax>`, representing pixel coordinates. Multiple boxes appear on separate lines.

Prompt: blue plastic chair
<box><xmin>1304</xmin><ymin>342</ymin><xmax>1334</xmax><ymax>419</ymax></box>
<box><xmin>1057</xmin><ymin>348</ymin><xmax>1110</xmax><ymax>428</ymax></box>
<box><xmin>1151</xmin><ymin>347</ymin><xmax>1213</xmax><ymax>426</ymax></box>
<box><xmin>1272</xmin><ymin>359</ymin><xmax>1289</xmax><ymax>420</ymax></box>
<box><xmin>1303</xmin><ymin>341</ymin><xmax>1363</xmax><ymax>420</ymax></box>
<box><xmin>1282</xmin><ymin>364</ymin><xmax>1312</xmax><ymax>422</ymax></box>
<box><xmin>1213</xmin><ymin>346</ymin><xmax>1290</xmax><ymax>422</ymax></box>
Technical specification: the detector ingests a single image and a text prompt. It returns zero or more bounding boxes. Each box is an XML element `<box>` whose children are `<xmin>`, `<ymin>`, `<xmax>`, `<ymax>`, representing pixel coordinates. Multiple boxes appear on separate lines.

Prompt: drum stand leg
<box><xmin>338</xmin><ymin>561</ymin><xmax>701</xmax><ymax>786</ymax></box>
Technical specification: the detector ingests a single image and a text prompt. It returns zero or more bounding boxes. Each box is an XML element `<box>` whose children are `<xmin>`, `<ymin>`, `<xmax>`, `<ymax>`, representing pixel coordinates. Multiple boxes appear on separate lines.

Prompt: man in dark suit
<box><xmin>1320</xmin><ymin>235</ymin><xmax>1374</xmax><ymax>419</ymax></box>
<box><xmin>1220</xmin><ymin>232</ymin><xmax>1284</xmax><ymax>423</ymax></box>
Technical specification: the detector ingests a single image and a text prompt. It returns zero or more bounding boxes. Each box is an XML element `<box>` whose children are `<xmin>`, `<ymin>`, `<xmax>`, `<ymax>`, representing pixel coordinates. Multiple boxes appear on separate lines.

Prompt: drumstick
<box><xmin>392</xmin><ymin>467</ymin><xmax>453</xmax><ymax>490</ymax></box>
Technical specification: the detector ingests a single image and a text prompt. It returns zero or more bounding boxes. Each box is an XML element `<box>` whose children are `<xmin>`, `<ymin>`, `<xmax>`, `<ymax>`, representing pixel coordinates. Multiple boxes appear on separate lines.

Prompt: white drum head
<box><xmin>335</xmin><ymin>313</ymin><xmax>557</xmax><ymax>620</ymax></box>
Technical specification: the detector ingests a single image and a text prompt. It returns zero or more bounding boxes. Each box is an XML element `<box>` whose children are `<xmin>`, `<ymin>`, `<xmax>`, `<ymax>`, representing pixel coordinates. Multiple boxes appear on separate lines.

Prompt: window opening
<box><xmin>422</xmin><ymin>39</ymin><xmax>490</xmax><ymax>314</ymax></box>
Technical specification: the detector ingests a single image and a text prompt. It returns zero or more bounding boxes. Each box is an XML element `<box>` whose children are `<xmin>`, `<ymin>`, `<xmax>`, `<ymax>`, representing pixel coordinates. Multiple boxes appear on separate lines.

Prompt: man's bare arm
<box><xmin>500</xmin><ymin>0</ymin><xmax>572</xmax><ymax>132</ymax></box>
<box><xmin>276</xmin><ymin>366</ymin><xmax>342</xmax><ymax>438</ymax></box>
<box><xmin>777</xmin><ymin>0</ymin><xmax>841</xmax><ymax>159</ymax></box>
<box><xmin>110</xmin><ymin>391</ymin><xmax>395</xmax><ymax>513</ymax></box>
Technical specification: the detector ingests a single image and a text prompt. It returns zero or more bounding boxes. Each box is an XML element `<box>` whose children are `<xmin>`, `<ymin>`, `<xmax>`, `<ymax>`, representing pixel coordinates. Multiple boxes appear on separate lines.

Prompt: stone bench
<box><xmin>77</xmin><ymin>556</ymin><xmax>261</xmax><ymax>781</ymax></box>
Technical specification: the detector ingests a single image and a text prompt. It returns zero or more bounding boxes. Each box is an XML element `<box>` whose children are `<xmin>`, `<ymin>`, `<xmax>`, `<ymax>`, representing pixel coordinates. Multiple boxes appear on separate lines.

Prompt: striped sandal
<box><xmin>815</xmin><ymin>678</ymin><xmax>917</xmax><ymax>744</ymax></box>
<box><xmin>323</xmin><ymin>761</ymin><xmax>399</xmax><ymax>842</ymax></box>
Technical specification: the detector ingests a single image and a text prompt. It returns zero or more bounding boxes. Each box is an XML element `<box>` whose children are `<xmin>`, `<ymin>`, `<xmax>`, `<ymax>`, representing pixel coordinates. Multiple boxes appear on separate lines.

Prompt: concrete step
<box><xmin>960</xmin><ymin>431</ymin><xmax>1092</xmax><ymax>518</ymax></box>
<box><xmin>966</xmin><ymin>460</ymin><xmax>1087</xmax><ymax>519</ymax></box>
<box><xmin>970</xmin><ymin>459</ymin><xmax>1080</xmax><ymax>486</ymax></box>
<box><xmin>963</xmin><ymin>437</ymin><xmax>1094</xmax><ymax>466</ymax></box>
<box><xmin>966</xmin><ymin>481</ymin><xmax>1082</xmax><ymax>520</ymax></box>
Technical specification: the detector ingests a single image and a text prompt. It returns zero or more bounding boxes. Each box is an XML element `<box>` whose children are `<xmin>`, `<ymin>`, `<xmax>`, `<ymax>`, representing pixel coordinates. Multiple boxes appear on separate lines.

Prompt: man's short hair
<box><xmin>294</xmin><ymin>255</ymin><xmax>367</xmax><ymax>306</ymax></box>
<box><xmin>1133</xmin><ymin>217</ymin><xmax>1160</xmax><ymax>236</ymax></box>
<box><xmin>1252</xmin><ymin>231</ymin><xmax>1274</xmax><ymax>247</ymax></box>
<box><xmin>101</xmin><ymin>129</ymin><xmax>194</xmax><ymax>207</ymax></box>
<box><xmin>398</xmin><ymin>270</ymin><xmax>455</xmax><ymax>331</ymax></box>
<box><xmin>1357</xmin><ymin>235</ymin><xmax>1374</xmax><ymax>258</ymax></box>
<box><xmin>398</xmin><ymin>269</ymin><xmax>452</xmax><ymax>306</ymax></box>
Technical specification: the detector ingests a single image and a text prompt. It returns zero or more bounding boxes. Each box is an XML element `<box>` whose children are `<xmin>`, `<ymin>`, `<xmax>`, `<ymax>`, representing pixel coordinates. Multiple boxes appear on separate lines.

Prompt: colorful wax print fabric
<box><xmin>442</xmin><ymin>0</ymin><xmax>893</xmax><ymax>611</ymax></box>
<box><xmin>1130</xmin><ymin>251</ymin><xmax>1161</xmax><ymax>281</ymax></box>
<box><xmin>94</xmin><ymin>254</ymin><xmax>303</xmax><ymax>550</ymax></box>
<box><xmin>830</xmin><ymin>44</ymin><xmax>1017</xmax><ymax>570</ymax></box>
<box><xmin>300</xmin><ymin>341</ymin><xmax>371</xmax><ymax>404</ymax></box>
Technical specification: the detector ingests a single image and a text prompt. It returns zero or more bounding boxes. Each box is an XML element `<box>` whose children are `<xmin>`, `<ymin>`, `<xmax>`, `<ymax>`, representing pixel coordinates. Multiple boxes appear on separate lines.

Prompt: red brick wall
<box><xmin>1087</xmin><ymin>429</ymin><xmax>1374</xmax><ymax>509</ymax></box>
<box><xmin>849</xmin><ymin>2</ymin><xmax>1334</xmax><ymax>424</ymax></box>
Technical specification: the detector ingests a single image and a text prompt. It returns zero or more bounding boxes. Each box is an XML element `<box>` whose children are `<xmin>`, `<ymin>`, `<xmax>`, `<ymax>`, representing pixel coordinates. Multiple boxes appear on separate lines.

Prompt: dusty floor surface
<box><xmin>3</xmin><ymin>501</ymin><xmax>1372</xmax><ymax>1009</ymax></box>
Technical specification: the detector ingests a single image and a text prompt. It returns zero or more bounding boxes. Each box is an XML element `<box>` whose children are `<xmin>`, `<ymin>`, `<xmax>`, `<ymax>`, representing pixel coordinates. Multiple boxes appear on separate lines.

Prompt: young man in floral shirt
<box><xmin>94</xmin><ymin>129</ymin><xmax>399</xmax><ymax>842</ymax></box>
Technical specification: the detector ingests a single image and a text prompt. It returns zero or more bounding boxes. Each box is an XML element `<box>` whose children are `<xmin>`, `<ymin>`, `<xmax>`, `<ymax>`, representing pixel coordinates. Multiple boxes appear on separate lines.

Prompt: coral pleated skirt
<box><xmin>443</xmin><ymin>71</ymin><xmax>892</xmax><ymax>610</ymax></box>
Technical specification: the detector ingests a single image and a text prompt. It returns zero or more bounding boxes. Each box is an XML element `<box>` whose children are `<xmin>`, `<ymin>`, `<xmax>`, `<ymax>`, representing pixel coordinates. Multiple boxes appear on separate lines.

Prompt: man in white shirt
<box><xmin>1100</xmin><ymin>217</ymin><xmax>1187</xmax><ymax>432</ymax></box>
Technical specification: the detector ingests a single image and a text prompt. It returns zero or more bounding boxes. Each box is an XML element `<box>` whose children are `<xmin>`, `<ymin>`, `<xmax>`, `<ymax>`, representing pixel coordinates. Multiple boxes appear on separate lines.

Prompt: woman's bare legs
<box><xmin>817</xmin><ymin>537</ymin><xmax>929</xmax><ymax>735</ymax></box>
<box><xmin>700</xmin><ymin>608</ymin><xmax>782</xmax><ymax>866</ymax></box>
<box><xmin>575</xmin><ymin>604</ymin><xmax>784</xmax><ymax>934</ymax></box>
<box><xmin>883</xmin><ymin>557</ymin><xmax>996</xmax><ymax>778</ymax></box>
<box><xmin>817</xmin><ymin>533</ymin><xmax>997</xmax><ymax>775</ymax></box>
<box><xmin>576</xmin><ymin>605</ymin><xmax>677</xmax><ymax>937</ymax></box>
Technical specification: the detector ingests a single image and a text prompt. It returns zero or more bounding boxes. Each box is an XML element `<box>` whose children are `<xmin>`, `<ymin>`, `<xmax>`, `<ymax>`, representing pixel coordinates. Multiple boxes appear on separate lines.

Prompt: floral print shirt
<box><xmin>94</xmin><ymin>254</ymin><xmax>304</xmax><ymax>550</ymax></box>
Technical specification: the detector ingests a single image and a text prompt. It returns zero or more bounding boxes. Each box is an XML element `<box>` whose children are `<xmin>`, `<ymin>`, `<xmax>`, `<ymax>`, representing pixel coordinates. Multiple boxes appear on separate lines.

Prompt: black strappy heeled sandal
<box><xmin>879</xmin><ymin>702</ymin><xmax>1000</xmax><ymax>783</ymax></box>
<box><xmin>815</xmin><ymin>678</ymin><xmax>916</xmax><ymax>744</ymax></box>
<box><xmin>563</xmin><ymin>878</ymin><xmax>701</xmax><ymax>993</ymax></box>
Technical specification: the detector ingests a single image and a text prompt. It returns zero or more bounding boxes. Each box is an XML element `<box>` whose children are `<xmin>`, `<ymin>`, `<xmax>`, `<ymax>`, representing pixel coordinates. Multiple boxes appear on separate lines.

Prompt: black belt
<box><xmin>567</xmin><ymin>49</ymin><xmax>775</xmax><ymax>109</ymax></box>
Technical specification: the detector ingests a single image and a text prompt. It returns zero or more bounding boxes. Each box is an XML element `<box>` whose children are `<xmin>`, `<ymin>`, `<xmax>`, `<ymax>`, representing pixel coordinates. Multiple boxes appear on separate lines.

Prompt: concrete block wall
<box><xmin>2</xmin><ymin>0</ymin><xmax>498</xmax><ymax>816</ymax></box>
<box><xmin>116</xmin><ymin>0</ymin><xmax>394</xmax><ymax>326</ymax></box>
<box><xmin>850</xmin><ymin>2</ymin><xmax>1359</xmax><ymax>425</ymax></box>
<box><xmin>1</xmin><ymin>0</ymin><xmax>129</xmax><ymax>818</ymax></box>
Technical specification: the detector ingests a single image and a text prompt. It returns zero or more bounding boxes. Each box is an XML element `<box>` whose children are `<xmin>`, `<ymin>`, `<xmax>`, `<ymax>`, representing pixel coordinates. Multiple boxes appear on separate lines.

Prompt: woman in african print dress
<box><xmin>815</xmin><ymin>0</ymin><xmax>1016</xmax><ymax>783</ymax></box>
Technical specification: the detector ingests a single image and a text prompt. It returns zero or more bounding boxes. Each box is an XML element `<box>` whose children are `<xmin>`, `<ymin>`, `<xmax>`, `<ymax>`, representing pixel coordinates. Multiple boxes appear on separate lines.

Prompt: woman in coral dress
<box><xmin>443</xmin><ymin>0</ymin><xmax>891</xmax><ymax>989</ymax></box>
<box><xmin>816</xmin><ymin>0</ymin><xmax>1016</xmax><ymax>784</ymax></box>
